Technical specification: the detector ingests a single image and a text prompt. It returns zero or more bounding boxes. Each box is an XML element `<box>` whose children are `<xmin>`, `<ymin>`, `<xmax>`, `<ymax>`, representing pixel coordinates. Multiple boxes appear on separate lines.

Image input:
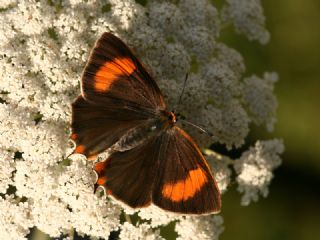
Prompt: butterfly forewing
<box><xmin>71</xmin><ymin>33</ymin><xmax>165</xmax><ymax>158</ymax></box>
<box><xmin>94</xmin><ymin>134</ymin><xmax>162</xmax><ymax>208</ymax></box>
<box><xmin>81</xmin><ymin>32</ymin><xmax>166</xmax><ymax>109</ymax></box>
<box><xmin>71</xmin><ymin>96</ymin><xmax>155</xmax><ymax>158</ymax></box>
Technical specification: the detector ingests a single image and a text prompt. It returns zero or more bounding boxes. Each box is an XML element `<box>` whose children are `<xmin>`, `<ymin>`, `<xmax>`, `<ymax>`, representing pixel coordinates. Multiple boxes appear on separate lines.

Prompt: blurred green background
<box><xmin>220</xmin><ymin>0</ymin><xmax>320</xmax><ymax>240</ymax></box>
<box><xmin>28</xmin><ymin>0</ymin><xmax>320</xmax><ymax>239</ymax></box>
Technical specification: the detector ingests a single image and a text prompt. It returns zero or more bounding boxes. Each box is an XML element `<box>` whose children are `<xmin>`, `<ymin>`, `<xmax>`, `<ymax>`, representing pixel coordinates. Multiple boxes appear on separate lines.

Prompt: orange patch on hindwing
<box><xmin>75</xmin><ymin>145</ymin><xmax>85</xmax><ymax>154</ymax></box>
<box><xmin>71</xmin><ymin>133</ymin><xmax>77</xmax><ymax>140</ymax></box>
<box><xmin>94</xmin><ymin>57</ymin><xmax>136</xmax><ymax>91</ymax></box>
<box><xmin>94</xmin><ymin>161</ymin><xmax>108</xmax><ymax>174</ymax></box>
<box><xmin>94</xmin><ymin>161</ymin><xmax>109</xmax><ymax>187</ymax></box>
<box><xmin>162</xmin><ymin>166</ymin><xmax>208</xmax><ymax>202</ymax></box>
<box><xmin>96</xmin><ymin>176</ymin><xmax>107</xmax><ymax>185</ymax></box>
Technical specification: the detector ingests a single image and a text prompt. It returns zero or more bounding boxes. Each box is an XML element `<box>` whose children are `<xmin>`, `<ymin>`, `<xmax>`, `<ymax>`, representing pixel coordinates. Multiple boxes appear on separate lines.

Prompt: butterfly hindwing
<box><xmin>94</xmin><ymin>134</ymin><xmax>162</xmax><ymax>208</ymax></box>
<box><xmin>81</xmin><ymin>32</ymin><xmax>165</xmax><ymax>109</ymax></box>
<box><xmin>93</xmin><ymin>126</ymin><xmax>221</xmax><ymax>214</ymax></box>
<box><xmin>152</xmin><ymin>127</ymin><xmax>221</xmax><ymax>214</ymax></box>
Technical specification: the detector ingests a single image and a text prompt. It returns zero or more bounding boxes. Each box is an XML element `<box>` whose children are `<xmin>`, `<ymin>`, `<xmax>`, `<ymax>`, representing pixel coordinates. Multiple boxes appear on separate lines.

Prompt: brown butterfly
<box><xmin>71</xmin><ymin>32</ymin><xmax>221</xmax><ymax>214</ymax></box>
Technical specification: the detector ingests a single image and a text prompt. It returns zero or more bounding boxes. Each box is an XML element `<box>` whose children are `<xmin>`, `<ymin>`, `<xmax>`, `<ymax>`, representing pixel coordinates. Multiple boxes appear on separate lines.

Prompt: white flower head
<box><xmin>176</xmin><ymin>215</ymin><xmax>224</xmax><ymax>240</ymax></box>
<box><xmin>30</xmin><ymin>198</ymin><xmax>72</xmax><ymax>237</ymax></box>
<box><xmin>205</xmin><ymin>149</ymin><xmax>232</xmax><ymax>193</ymax></box>
<box><xmin>0</xmin><ymin>0</ymin><xmax>282</xmax><ymax>239</ymax></box>
<box><xmin>221</xmin><ymin>0</ymin><xmax>270</xmax><ymax>44</ymax></box>
<box><xmin>119</xmin><ymin>222</ymin><xmax>164</xmax><ymax>240</ymax></box>
<box><xmin>234</xmin><ymin>139</ymin><xmax>284</xmax><ymax>205</ymax></box>
<box><xmin>0</xmin><ymin>149</ymin><xmax>15</xmax><ymax>193</ymax></box>
<box><xmin>138</xmin><ymin>204</ymin><xmax>182</xmax><ymax>228</ymax></box>
<box><xmin>0</xmin><ymin>195</ymin><xmax>33</xmax><ymax>240</ymax></box>
<box><xmin>242</xmin><ymin>72</ymin><xmax>279</xmax><ymax>131</ymax></box>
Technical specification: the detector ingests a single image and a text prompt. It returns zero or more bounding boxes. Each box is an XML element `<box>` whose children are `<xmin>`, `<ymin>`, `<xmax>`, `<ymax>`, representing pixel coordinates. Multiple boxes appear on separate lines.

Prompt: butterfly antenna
<box><xmin>174</xmin><ymin>73</ymin><xmax>189</xmax><ymax>112</ymax></box>
<box><xmin>65</xmin><ymin>152</ymin><xmax>74</xmax><ymax>159</ymax></box>
<box><xmin>180</xmin><ymin>119</ymin><xmax>215</xmax><ymax>139</ymax></box>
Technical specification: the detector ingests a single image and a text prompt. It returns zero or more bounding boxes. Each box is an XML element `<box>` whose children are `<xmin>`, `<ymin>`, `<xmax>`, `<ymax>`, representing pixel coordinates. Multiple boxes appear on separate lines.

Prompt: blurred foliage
<box><xmin>220</xmin><ymin>0</ymin><xmax>320</xmax><ymax>240</ymax></box>
<box><xmin>265</xmin><ymin>0</ymin><xmax>320</xmax><ymax>172</ymax></box>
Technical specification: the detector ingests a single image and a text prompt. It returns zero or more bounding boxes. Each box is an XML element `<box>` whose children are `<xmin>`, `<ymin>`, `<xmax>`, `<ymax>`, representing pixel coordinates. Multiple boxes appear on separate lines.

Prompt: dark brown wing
<box><xmin>94</xmin><ymin>126</ymin><xmax>221</xmax><ymax>214</ymax></box>
<box><xmin>152</xmin><ymin>127</ymin><xmax>221</xmax><ymax>214</ymax></box>
<box><xmin>71</xmin><ymin>96</ymin><xmax>157</xmax><ymax>158</ymax></box>
<box><xmin>71</xmin><ymin>32</ymin><xmax>166</xmax><ymax>158</ymax></box>
<box><xmin>81</xmin><ymin>32</ymin><xmax>166</xmax><ymax>109</ymax></box>
<box><xmin>94</xmin><ymin>134</ymin><xmax>163</xmax><ymax>208</ymax></box>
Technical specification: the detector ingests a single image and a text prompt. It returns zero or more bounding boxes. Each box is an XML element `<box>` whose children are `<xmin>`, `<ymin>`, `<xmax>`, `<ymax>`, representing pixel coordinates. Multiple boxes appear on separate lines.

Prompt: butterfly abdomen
<box><xmin>111</xmin><ymin>120</ymin><xmax>161</xmax><ymax>152</ymax></box>
<box><xmin>110</xmin><ymin>111</ymin><xmax>177</xmax><ymax>153</ymax></box>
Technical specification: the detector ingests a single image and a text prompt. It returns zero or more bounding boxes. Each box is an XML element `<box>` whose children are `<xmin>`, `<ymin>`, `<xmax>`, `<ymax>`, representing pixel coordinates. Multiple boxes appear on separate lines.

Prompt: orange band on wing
<box><xmin>162</xmin><ymin>166</ymin><xmax>208</xmax><ymax>202</ymax></box>
<box><xmin>94</xmin><ymin>57</ymin><xmax>136</xmax><ymax>91</ymax></box>
<box><xmin>96</xmin><ymin>176</ymin><xmax>107</xmax><ymax>185</ymax></box>
<box><xmin>94</xmin><ymin>161</ymin><xmax>108</xmax><ymax>174</ymax></box>
<box><xmin>75</xmin><ymin>144</ymin><xmax>85</xmax><ymax>154</ymax></box>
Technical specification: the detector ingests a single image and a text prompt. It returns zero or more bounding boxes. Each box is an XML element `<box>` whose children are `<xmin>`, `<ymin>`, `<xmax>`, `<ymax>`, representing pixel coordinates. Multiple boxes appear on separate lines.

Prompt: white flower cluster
<box><xmin>119</xmin><ymin>222</ymin><xmax>163</xmax><ymax>240</ymax></box>
<box><xmin>0</xmin><ymin>0</ymin><xmax>282</xmax><ymax>239</ymax></box>
<box><xmin>221</xmin><ymin>0</ymin><xmax>270</xmax><ymax>44</ymax></box>
<box><xmin>0</xmin><ymin>195</ymin><xmax>32</xmax><ymax>240</ymax></box>
<box><xmin>234</xmin><ymin>139</ymin><xmax>284</xmax><ymax>205</ymax></box>
<box><xmin>0</xmin><ymin>148</ymin><xmax>15</xmax><ymax>193</ymax></box>
<box><xmin>205</xmin><ymin>149</ymin><xmax>233</xmax><ymax>194</ymax></box>
<box><xmin>242</xmin><ymin>72</ymin><xmax>279</xmax><ymax>132</ymax></box>
<box><xmin>176</xmin><ymin>215</ymin><xmax>224</xmax><ymax>240</ymax></box>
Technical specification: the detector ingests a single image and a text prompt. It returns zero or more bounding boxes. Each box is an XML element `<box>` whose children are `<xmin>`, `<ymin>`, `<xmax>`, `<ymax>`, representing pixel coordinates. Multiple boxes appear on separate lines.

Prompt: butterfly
<box><xmin>71</xmin><ymin>32</ymin><xmax>221</xmax><ymax>214</ymax></box>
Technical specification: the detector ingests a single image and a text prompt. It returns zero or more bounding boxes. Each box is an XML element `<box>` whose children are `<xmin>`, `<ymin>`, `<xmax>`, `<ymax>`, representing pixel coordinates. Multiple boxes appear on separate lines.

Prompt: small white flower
<box><xmin>0</xmin><ymin>195</ymin><xmax>33</xmax><ymax>240</ymax></box>
<box><xmin>119</xmin><ymin>222</ymin><xmax>164</xmax><ymax>240</ymax></box>
<box><xmin>30</xmin><ymin>198</ymin><xmax>72</xmax><ymax>237</ymax></box>
<box><xmin>205</xmin><ymin>149</ymin><xmax>232</xmax><ymax>193</ymax></box>
<box><xmin>221</xmin><ymin>0</ymin><xmax>270</xmax><ymax>44</ymax></box>
<box><xmin>242</xmin><ymin>72</ymin><xmax>279</xmax><ymax>131</ymax></box>
<box><xmin>234</xmin><ymin>139</ymin><xmax>284</xmax><ymax>205</ymax></box>
<box><xmin>0</xmin><ymin>149</ymin><xmax>15</xmax><ymax>193</ymax></box>
<box><xmin>138</xmin><ymin>204</ymin><xmax>182</xmax><ymax>228</ymax></box>
<box><xmin>148</xmin><ymin>1</ymin><xmax>184</xmax><ymax>35</ymax></box>
<box><xmin>176</xmin><ymin>215</ymin><xmax>224</xmax><ymax>240</ymax></box>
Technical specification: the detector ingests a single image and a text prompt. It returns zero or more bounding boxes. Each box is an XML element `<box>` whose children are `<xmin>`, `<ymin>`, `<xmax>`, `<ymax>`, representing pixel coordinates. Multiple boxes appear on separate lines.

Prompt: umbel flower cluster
<box><xmin>0</xmin><ymin>0</ymin><xmax>284</xmax><ymax>239</ymax></box>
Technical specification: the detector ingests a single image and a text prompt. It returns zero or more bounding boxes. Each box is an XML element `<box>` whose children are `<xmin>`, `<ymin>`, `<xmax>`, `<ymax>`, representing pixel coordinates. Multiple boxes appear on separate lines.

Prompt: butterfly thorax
<box><xmin>155</xmin><ymin>110</ymin><xmax>178</xmax><ymax>130</ymax></box>
<box><xmin>110</xmin><ymin>111</ymin><xmax>176</xmax><ymax>153</ymax></box>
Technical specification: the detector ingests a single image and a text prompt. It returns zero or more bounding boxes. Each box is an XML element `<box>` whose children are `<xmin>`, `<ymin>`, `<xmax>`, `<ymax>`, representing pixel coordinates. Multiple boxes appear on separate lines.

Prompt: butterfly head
<box><xmin>168</xmin><ymin>111</ymin><xmax>177</xmax><ymax>124</ymax></box>
<box><xmin>158</xmin><ymin>111</ymin><xmax>178</xmax><ymax>129</ymax></box>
